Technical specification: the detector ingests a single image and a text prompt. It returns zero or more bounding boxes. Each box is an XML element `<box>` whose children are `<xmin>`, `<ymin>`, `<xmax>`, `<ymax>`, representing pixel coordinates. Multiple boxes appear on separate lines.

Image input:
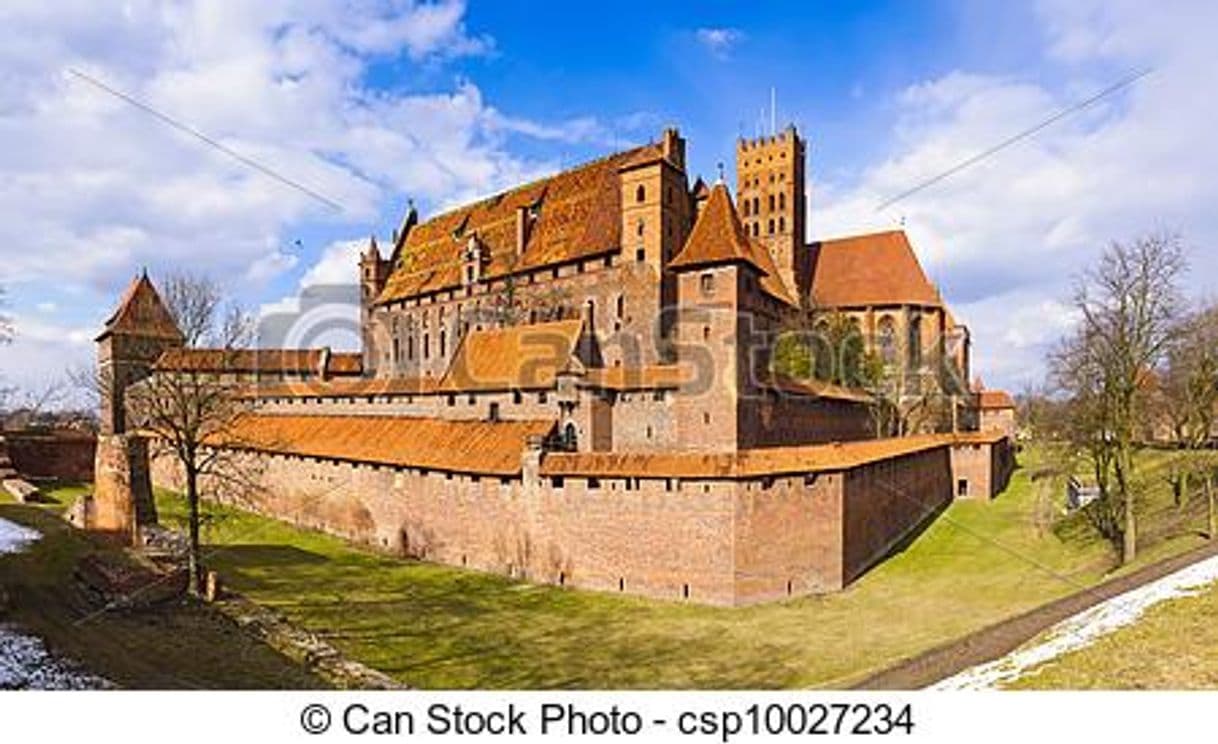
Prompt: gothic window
<box><xmin>635</xmin><ymin>184</ymin><xmax>646</xmax><ymax>203</ymax></box>
<box><xmin>908</xmin><ymin>314</ymin><xmax>923</xmax><ymax>368</ymax></box>
<box><xmin>878</xmin><ymin>316</ymin><xmax>896</xmax><ymax>364</ymax></box>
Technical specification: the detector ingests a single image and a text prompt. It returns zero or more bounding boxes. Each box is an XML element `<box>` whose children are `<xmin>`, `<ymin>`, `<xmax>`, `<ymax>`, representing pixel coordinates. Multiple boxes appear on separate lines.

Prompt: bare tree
<box><xmin>82</xmin><ymin>272</ymin><xmax>261</xmax><ymax>594</ymax></box>
<box><xmin>1051</xmin><ymin>232</ymin><xmax>1186</xmax><ymax>564</ymax></box>
<box><xmin>160</xmin><ymin>272</ymin><xmax>223</xmax><ymax>347</ymax></box>
<box><xmin>1157</xmin><ymin>302</ymin><xmax>1218</xmax><ymax>534</ymax></box>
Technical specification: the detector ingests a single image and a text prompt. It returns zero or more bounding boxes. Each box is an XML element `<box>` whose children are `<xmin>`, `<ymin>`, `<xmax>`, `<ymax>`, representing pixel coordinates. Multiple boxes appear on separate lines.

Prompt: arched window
<box><xmin>742</xmin><ymin>200</ymin><xmax>750</xmax><ymax>216</ymax></box>
<box><xmin>778</xmin><ymin>216</ymin><xmax>785</xmax><ymax>232</ymax></box>
<box><xmin>752</xmin><ymin>196</ymin><xmax>759</xmax><ymax>215</ymax></box>
<box><xmin>768</xmin><ymin>194</ymin><xmax>775</xmax><ymax>212</ymax></box>
<box><xmin>878</xmin><ymin>316</ymin><xmax>896</xmax><ymax>364</ymax></box>
<box><xmin>616</xmin><ymin>295</ymin><xmax>624</xmax><ymax>319</ymax></box>
<box><xmin>563</xmin><ymin>422</ymin><xmax>578</xmax><ymax>450</ymax></box>
<box><xmin>423</xmin><ymin>333</ymin><xmax>430</xmax><ymax>360</ymax></box>
<box><xmin>636</xmin><ymin>218</ymin><xmax>644</xmax><ymax>237</ymax></box>
<box><xmin>908</xmin><ymin>315</ymin><xmax>923</xmax><ymax>368</ymax></box>
<box><xmin>752</xmin><ymin>222</ymin><xmax>760</xmax><ymax>237</ymax></box>
<box><xmin>778</xmin><ymin>192</ymin><xmax>785</xmax><ymax>210</ymax></box>
<box><xmin>635</xmin><ymin>184</ymin><xmax>646</xmax><ymax>203</ymax></box>
<box><xmin>768</xmin><ymin>219</ymin><xmax>775</xmax><ymax>235</ymax></box>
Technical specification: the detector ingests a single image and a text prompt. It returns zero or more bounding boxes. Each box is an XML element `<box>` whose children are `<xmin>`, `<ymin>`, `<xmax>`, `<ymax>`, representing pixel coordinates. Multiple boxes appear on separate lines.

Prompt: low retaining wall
<box><xmin>4</xmin><ymin>430</ymin><xmax>97</xmax><ymax>482</ymax></box>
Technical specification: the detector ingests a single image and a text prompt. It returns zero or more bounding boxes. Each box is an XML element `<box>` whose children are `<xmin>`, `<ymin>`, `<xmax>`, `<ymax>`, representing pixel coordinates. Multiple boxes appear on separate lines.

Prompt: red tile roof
<box><xmin>669</xmin><ymin>183</ymin><xmax>795</xmax><ymax>304</ymax></box>
<box><xmin>579</xmin><ymin>364</ymin><xmax>692</xmax><ymax>391</ymax></box>
<box><xmin>377</xmin><ymin>142</ymin><xmax>667</xmax><ymax>303</ymax></box>
<box><xmin>437</xmin><ymin>319</ymin><xmax>584</xmax><ymax>392</ymax></box>
<box><xmin>807</xmin><ymin>230</ymin><xmax>942</xmax><ymax>308</ymax></box>
<box><xmin>763</xmin><ymin>373</ymin><xmax>873</xmax><ymax>403</ymax></box>
<box><xmin>220</xmin><ymin>414</ymin><xmax>554</xmax><ymax>476</ymax></box>
<box><xmin>977</xmin><ymin>389</ymin><xmax>1016</xmax><ymax>410</ymax></box>
<box><xmin>540</xmin><ymin>433</ymin><xmax>988</xmax><ymax>479</ymax></box>
<box><xmin>96</xmin><ymin>274</ymin><xmax>183</xmax><ymax>342</ymax></box>
<box><xmin>155</xmin><ymin>348</ymin><xmax>362</xmax><ymax>376</ymax></box>
<box><xmin>239</xmin><ymin>376</ymin><xmax>438</xmax><ymax>399</ymax></box>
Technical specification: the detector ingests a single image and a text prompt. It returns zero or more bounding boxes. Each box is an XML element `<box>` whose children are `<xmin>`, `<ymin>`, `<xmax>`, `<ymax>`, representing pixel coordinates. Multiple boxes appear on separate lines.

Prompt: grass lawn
<box><xmin>1008</xmin><ymin>581</ymin><xmax>1218</xmax><ymax>689</ymax></box>
<box><xmin>0</xmin><ymin>494</ymin><xmax>325</xmax><ymax>689</ymax></box>
<box><xmin>146</xmin><ymin>444</ymin><xmax>1213</xmax><ymax>689</ymax></box>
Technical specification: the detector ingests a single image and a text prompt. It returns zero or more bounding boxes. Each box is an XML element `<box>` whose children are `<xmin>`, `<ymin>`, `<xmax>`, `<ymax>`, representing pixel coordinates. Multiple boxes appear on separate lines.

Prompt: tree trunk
<box><xmin>1207</xmin><ymin>474</ymin><xmax>1215</xmax><ymax>541</ymax></box>
<box><xmin>185</xmin><ymin>467</ymin><xmax>202</xmax><ymax>596</ymax></box>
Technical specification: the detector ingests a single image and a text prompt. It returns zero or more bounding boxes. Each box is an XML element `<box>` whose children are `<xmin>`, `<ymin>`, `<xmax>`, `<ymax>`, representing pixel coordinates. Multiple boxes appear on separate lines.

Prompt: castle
<box><xmin>93</xmin><ymin>126</ymin><xmax>1014</xmax><ymax>606</ymax></box>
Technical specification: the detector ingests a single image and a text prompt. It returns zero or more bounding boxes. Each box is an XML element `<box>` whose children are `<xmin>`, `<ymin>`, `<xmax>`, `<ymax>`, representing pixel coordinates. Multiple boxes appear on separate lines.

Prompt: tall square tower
<box><xmin>735</xmin><ymin>125</ymin><xmax>806</xmax><ymax>300</ymax></box>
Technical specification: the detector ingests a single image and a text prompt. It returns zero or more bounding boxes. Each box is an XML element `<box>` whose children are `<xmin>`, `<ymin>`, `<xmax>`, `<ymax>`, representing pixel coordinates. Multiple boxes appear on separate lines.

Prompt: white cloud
<box><xmin>813</xmin><ymin>0</ymin><xmax>1218</xmax><ymax>390</ymax></box>
<box><xmin>695</xmin><ymin>27</ymin><xmax>744</xmax><ymax>59</ymax></box>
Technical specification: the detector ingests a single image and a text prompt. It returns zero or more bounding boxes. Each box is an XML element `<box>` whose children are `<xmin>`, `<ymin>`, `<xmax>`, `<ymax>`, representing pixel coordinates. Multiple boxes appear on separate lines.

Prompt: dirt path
<box><xmin>854</xmin><ymin>539</ymin><xmax>1218</xmax><ymax>689</ymax></box>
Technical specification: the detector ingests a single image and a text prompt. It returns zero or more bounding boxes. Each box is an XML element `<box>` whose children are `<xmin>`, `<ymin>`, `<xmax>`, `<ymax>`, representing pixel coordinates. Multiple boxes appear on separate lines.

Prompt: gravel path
<box><xmin>855</xmin><ymin>540</ymin><xmax>1218</xmax><ymax>689</ymax></box>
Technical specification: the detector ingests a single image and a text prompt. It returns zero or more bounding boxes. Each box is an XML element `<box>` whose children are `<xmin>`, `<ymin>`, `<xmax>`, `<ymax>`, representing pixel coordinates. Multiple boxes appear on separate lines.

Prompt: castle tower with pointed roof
<box><xmin>95</xmin><ymin>272</ymin><xmax>184</xmax><ymax>434</ymax></box>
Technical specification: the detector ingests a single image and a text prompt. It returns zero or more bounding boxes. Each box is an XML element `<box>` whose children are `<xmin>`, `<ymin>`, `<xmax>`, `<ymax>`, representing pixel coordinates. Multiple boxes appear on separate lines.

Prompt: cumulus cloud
<box><xmin>695</xmin><ymin>27</ymin><xmax>744</xmax><ymax>59</ymax></box>
<box><xmin>813</xmin><ymin>0</ymin><xmax>1218</xmax><ymax>389</ymax></box>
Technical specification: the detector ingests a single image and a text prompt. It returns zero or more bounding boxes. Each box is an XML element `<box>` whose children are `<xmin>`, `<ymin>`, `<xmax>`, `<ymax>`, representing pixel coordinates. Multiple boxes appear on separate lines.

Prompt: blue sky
<box><xmin>1</xmin><ymin>0</ymin><xmax>1215</xmax><ymax>398</ymax></box>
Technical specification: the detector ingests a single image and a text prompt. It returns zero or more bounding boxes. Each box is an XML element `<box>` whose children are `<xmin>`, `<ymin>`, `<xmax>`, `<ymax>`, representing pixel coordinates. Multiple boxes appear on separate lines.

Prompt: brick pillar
<box><xmin>90</xmin><ymin>434</ymin><xmax>158</xmax><ymax>545</ymax></box>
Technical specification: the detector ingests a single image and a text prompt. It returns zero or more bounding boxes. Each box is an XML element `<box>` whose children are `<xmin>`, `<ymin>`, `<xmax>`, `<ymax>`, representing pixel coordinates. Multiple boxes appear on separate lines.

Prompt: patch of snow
<box><xmin>931</xmin><ymin>553</ymin><xmax>1218</xmax><ymax>690</ymax></box>
<box><xmin>0</xmin><ymin>517</ymin><xmax>40</xmax><ymax>554</ymax></box>
<box><xmin>0</xmin><ymin>626</ymin><xmax>112</xmax><ymax>690</ymax></box>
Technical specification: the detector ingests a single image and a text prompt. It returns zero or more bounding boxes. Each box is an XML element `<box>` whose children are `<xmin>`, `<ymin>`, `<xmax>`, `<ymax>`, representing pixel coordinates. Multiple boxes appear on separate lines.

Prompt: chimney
<box><xmin>318</xmin><ymin>346</ymin><xmax>332</xmax><ymax>381</ymax></box>
<box><xmin>516</xmin><ymin>205</ymin><xmax>531</xmax><ymax>256</ymax></box>
<box><xmin>661</xmin><ymin>127</ymin><xmax>685</xmax><ymax>171</ymax></box>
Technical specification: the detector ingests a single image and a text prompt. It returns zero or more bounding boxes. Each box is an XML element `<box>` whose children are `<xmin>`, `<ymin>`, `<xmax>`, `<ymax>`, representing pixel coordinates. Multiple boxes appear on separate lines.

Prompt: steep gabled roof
<box><xmin>437</xmin><ymin>319</ymin><xmax>585</xmax><ymax>392</ymax></box>
<box><xmin>668</xmin><ymin>183</ymin><xmax>795</xmax><ymax>305</ymax></box>
<box><xmin>377</xmin><ymin>142</ymin><xmax>667</xmax><ymax>304</ymax></box>
<box><xmin>669</xmin><ymin>183</ymin><xmax>756</xmax><ymax>270</ymax></box>
<box><xmin>96</xmin><ymin>273</ymin><xmax>183</xmax><ymax>342</ymax></box>
<box><xmin>807</xmin><ymin>230</ymin><xmax>942</xmax><ymax>308</ymax></box>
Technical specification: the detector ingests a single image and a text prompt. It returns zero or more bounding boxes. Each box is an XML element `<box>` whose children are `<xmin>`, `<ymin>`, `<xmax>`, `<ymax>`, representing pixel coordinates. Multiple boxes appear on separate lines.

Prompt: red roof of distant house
<box><xmin>977</xmin><ymin>389</ymin><xmax>1016</xmax><ymax>410</ymax></box>
<box><xmin>807</xmin><ymin>230</ymin><xmax>942</xmax><ymax>308</ymax></box>
<box><xmin>96</xmin><ymin>273</ymin><xmax>184</xmax><ymax>342</ymax></box>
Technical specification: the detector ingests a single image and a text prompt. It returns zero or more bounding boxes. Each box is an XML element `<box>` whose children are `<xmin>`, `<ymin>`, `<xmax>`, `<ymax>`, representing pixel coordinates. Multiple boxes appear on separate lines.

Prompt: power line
<box><xmin>876</xmin><ymin>67</ymin><xmax>1154</xmax><ymax>212</ymax></box>
<box><xmin>66</xmin><ymin>67</ymin><xmax>348</xmax><ymax>213</ymax></box>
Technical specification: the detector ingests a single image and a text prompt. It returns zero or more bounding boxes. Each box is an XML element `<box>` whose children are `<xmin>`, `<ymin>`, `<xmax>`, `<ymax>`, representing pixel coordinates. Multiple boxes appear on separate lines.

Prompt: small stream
<box><xmin>0</xmin><ymin>517</ymin><xmax>112</xmax><ymax>689</ymax></box>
